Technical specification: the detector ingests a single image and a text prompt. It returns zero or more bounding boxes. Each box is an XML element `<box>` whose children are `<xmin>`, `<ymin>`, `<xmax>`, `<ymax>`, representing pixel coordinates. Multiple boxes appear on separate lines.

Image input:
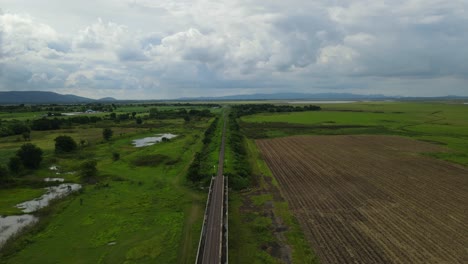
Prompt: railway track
<box><xmin>196</xmin><ymin>114</ymin><xmax>228</xmax><ymax>264</ymax></box>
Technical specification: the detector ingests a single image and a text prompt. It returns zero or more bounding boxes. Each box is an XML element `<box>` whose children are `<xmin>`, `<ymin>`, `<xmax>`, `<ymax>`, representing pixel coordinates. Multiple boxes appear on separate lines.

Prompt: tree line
<box><xmin>232</xmin><ymin>104</ymin><xmax>321</xmax><ymax>117</ymax></box>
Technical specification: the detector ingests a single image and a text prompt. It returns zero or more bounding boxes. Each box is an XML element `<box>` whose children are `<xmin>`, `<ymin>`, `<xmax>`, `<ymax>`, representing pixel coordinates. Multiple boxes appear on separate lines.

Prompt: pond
<box><xmin>0</xmin><ymin>215</ymin><xmax>38</xmax><ymax>247</ymax></box>
<box><xmin>16</xmin><ymin>183</ymin><xmax>82</xmax><ymax>213</ymax></box>
<box><xmin>132</xmin><ymin>133</ymin><xmax>177</xmax><ymax>147</ymax></box>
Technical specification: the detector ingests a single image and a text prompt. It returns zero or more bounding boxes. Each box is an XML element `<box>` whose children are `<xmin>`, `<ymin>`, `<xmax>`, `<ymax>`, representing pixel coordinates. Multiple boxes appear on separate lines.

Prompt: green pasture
<box><xmin>1</xmin><ymin>117</ymin><xmax>210</xmax><ymax>263</ymax></box>
<box><xmin>241</xmin><ymin>102</ymin><xmax>468</xmax><ymax>165</ymax></box>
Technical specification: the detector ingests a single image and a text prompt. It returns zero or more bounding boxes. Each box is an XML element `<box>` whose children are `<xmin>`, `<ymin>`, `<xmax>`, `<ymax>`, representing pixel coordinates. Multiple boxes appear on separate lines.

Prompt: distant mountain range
<box><xmin>0</xmin><ymin>91</ymin><xmax>466</xmax><ymax>104</ymax></box>
<box><xmin>178</xmin><ymin>92</ymin><xmax>468</xmax><ymax>101</ymax></box>
<box><xmin>178</xmin><ymin>92</ymin><xmax>390</xmax><ymax>100</ymax></box>
<box><xmin>0</xmin><ymin>91</ymin><xmax>116</xmax><ymax>104</ymax></box>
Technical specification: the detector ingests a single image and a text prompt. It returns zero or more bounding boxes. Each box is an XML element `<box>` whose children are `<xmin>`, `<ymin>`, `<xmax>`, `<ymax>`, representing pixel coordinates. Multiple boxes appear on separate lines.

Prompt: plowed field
<box><xmin>257</xmin><ymin>135</ymin><xmax>468</xmax><ymax>264</ymax></box>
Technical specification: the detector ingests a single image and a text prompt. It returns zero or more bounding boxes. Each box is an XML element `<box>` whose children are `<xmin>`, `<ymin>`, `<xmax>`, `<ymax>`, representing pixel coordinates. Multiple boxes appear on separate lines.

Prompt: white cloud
<box><xmin>0</xmin><ymin>0</ymin><xmax>467</xmax><ymax>99</ymax></box>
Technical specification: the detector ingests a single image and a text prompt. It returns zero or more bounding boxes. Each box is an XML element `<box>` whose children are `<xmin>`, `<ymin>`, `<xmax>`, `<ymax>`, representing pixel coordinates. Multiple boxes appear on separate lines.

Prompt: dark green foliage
<box><xmin>29</xmin><ymin>116</ymin><xmax>102</xmax><ymax>132</ymax></box>
<box><xmin>226</xmin><ymin>113</ymin><xmax>251</xmax><ymax>189</ymax></box>
<box><xmin>54</xmin><ymin>135</ymin><xmax>78</xmax><ymax>153</ymax></box>
<box><xmin>31</xmin><ymin>118</ymin><xmax>61</xmax><ymax>130</ymax></box>
<box><xmin>136</xmin><ymin>117</ymin><xmax>143</xmax><ymax>124</ymax></box>
<box><xmin>0</xmin><ymin>121</ymin><xmax>30</xmax><ymax>137</ymax></box>
<box><xmin>0</xmin><ymin>165</ymin><xmax>9</xmax><ymax>182</ymax></box>
<box><xmin>232</xmin><ymin>104</ymin><xmax>321</xmax><ymax>117</ymax></box>
<box><xmin>22</xmin><ymin>131</ymin><xmax>31</xmax><ymax>141</ymax></box>
<box><xmin>103</xmin><ymin>128</ymin><xmax>113</xmax><ymax>141</ymax></box>
<box><xmin>80</xmin><ymin>160</ymin><xmax>98</xmax><ymax>182</ymax></box>
<box><xmin>187</xmin><ymin>118</ymin><xmax>219</xmax><ymax>183</ymax></box>
<box><xmin>9</xmin><ymin>122</ymin><xmax>30</xmax><ymax>135</ymax></box>
<box><xmin>149</xmin><ymin>107</ymin><xmax>214</xmax><ymax>120</ymax></box>
<box><xmin>16</xmin><ymin>143</ymin><xmax>43</xmax><ymax>169</ymax></box>
<box><xmin>8</xmin><ymin>156</ymin><xmax>22</xmax><ymax>174</ymax></box>
<box><xmin>187</xmin><ymin>152</ymin><xmax>202</xmax><ymax>182</ymax></box>
<box><xmin>112</xmin><ymin>152</ymin><xmax>120</xmax><ymax>161</ymax></box>
<box><xmin>132</xmin><ymin>154</ymin><xmax>170</xmax><ymax>166</ymax></box>
<box><xmin>203</xmin><ymin>117</ymin><xmax>219</xmax><ymax>144</ymax></box>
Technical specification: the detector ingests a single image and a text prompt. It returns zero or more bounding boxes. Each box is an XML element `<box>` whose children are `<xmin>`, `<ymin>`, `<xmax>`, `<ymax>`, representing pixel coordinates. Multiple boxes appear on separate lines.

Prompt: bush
<box><xmin>0</xmin><ymin>165</ymin><xmax>9</xmax><ymax>183</ymax></box>
<box><xmin>112</xmin><ymin>152</ymin><xmax>120</xmax><ymax>161</ymax></box>
<box><xmin>16</xmin><ymin>143</ymin><xmax>43</xmax><ymax>169</ymax></box>
<box><xmin>8</xmin><ymin>156</ymin><xmax>22</xmax><ymax>174</ymax></box>
<box><xmin>54</xmin><ymin>135</ymin><xmax>78</xmax><ymax>153</ymax></box>
<box><xmin>80</xmin><ymin>160</ymin><xmax>98</xmax><ymax>182</ymax></box>
<box><xmin>103</xmin><ymin>128</ymin><xmax>113</xmax><ymax>141</ymax></box>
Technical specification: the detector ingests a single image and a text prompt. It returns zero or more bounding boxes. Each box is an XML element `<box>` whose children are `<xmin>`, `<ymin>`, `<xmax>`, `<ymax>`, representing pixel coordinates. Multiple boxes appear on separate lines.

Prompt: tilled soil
<box><xmin>257</xmin><ymin>135</ymin><xmax>468</xmax><ymax>264</ymax></box>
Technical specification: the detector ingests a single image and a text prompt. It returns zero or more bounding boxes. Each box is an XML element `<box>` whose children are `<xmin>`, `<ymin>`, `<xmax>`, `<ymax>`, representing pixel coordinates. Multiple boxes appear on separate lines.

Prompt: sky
<box><xmin>0</xmin><ymin>0</ymin><xmax>467</xmax><ymax>99</ymax></box>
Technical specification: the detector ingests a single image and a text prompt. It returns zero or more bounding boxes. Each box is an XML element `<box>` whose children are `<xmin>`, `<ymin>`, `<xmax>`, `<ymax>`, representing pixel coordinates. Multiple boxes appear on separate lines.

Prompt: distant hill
<box><xmin>178</xmin><ymin>92</ymin><xmax>468</xmax><ymax>101</ymax></box>
<box><xmin>98</xmin><ymin>97</ymin><xmax>117</xmax><ymax>101</ymax></box>
<box><xmin>0</xmin><ymin>91</ymin><xmax>94</xmax><ymax>104</ymax></box>
<box><xmin>178</xmin><ymin>92</ymin><xmax>389</xmax><ymax>101</ymax></box>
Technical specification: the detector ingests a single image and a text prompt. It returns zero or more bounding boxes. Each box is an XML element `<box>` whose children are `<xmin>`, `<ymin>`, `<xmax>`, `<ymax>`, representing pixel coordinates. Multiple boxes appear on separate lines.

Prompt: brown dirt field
<box><xmin>256</xmin><ymin>135</ymin><xmax>468</xmax><ymax>264</ymax></box>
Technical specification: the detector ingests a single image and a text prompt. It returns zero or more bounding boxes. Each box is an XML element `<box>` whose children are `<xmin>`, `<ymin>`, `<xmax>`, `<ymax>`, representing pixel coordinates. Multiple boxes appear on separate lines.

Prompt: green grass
<box><xmin>0</xmin><ymin>116</ymin><xmax>212</xmax><ymax>263</ymax></box>
<box><xmin>0</xmin><ymin>188</ymin><xmax>46</xmax><ymax>215</ymax></box>
<box><xmin>242</xmin><ymin>102</ymin><xmax>468</xmax><ymax>166</ymax></box>
<box><xmin>228</xmin><ymin>139</ymin><xmax>317</xmax><ymax>263</ymax></box>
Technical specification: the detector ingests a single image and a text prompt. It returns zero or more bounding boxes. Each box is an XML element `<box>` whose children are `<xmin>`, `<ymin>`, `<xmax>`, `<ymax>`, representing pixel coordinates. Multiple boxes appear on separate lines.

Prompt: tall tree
<box><xmin>16</xmin><ymin>143</ymin><xmax>43</xmax><ymax>169</ymax></box>
<box><xmin>103</xmin><ymin>128</ymin><xmax>113</xmax><ymax>141</ymax></box>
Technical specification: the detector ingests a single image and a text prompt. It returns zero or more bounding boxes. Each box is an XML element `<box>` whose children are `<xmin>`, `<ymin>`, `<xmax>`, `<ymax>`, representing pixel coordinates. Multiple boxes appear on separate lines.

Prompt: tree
<box><xmin>8</xmin><ymin>156</ymin><xmax>22</xmax><ymax>174</ymax></box>
<box><xmin>103</xmin><ymin>128</ymin><xmax>113</xmax><ymax>141</ymax></box>
<box><xmin>136</xmin><ymin>117</ymin><xmax>143</xmax><ymax>125</ymax></box>
<box><xmin>112</xmin><ymin>152</ymin><xmax>120</xmax><ymax>161</ymax></box>
<box><xmin>54</xmin><ymin>135</ymin><xmax>78</xmax><ymax>153</ymax></box>
<box><xmin>80</xmin><ymin>160</ymin><xmax>98</xmax><ymax>182</ymax></box>
<box><xmin>0</xmin><ymin>165</ymin><xmax>9</xmax><ymax>183</ymax></box>
<box><xmin>149</xmin><ymin>108</ymin><xmax>159</xmax><ymax>118</ymax></box>
<box><xmin>131</xmin><ymin>112</ymin><xmax>137</xmax><ymax>119</ymax></box>
<box><xmin>16</xmin><ymin>143</ymin><xmax>43</xmax><ymax>169</ymax></box>
<box><xmin>22</xmin><ymin>131</ymin><xmax>31</xmax><ymax>141</ymax></box>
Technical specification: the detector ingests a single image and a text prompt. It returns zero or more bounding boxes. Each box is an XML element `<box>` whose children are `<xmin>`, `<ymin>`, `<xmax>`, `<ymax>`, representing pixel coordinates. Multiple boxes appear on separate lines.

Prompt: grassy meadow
<box><xmin>0</xmin><ymin>108</ymin><xmax>215</xmax><ymax>263</ymax></box>
<box><xmin>241</xmin><ymin>102</ymin><xmax>468</xmax><ymax>166</ymax></box>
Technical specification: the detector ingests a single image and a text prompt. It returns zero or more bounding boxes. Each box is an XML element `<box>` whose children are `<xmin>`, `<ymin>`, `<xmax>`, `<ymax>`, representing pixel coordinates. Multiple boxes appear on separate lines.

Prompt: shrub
<box><xmin>8</xmin><ymin>156</ymin><xmax>22</xmax><ymax>174</ymax></box>
<box><xmin>112</xmin><ymin>152</ymin><xmax>120</xmax><ymax>161</ymax></box>
<box><xmin>103</xmin><ymin>128</ymin><xmax>113</xmax><ymax>141</ymax></box>
<box><xmin>16</xmin><ymin>143</ymin><xmax>43</xmax><ymax>169</ymax></box>
<box><xmin>80</xmin><ymin>160</ymin><xmax>98</xmax><ymax>182</ymax></box>
<box><xmin>54</xmin><ymin>135</ymin><xmax>78</xmax><ymax>153</ymax></box>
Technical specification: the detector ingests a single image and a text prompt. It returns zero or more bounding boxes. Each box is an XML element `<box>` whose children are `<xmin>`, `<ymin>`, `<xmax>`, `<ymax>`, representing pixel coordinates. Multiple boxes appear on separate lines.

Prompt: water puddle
<box><xmin>0</xmin><ymin>178</ymin><xmax>82</xmax><ymax>248</ymax></box>
<box><xmin>16</xmin><ymin>183</ymin><xmax>82</xmax><ymax>213</ymax></box>
<box><xmin>44</xmin><ymin>178</ymin><xmax>65</xmax><ymax>182</ymax></box>
<box><xmin>132</xmin><ymin>133</ymin><xmax>177</xmax><ymax>147</ymax></box>
<box><xmin>0</xmin><ymin>215</ymin><xmax>38</xmax><ymax>247</ymax></box>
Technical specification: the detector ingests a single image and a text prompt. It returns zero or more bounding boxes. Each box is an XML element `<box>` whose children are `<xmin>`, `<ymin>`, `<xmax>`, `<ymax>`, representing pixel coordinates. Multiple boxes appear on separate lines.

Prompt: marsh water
<box><xmin>0</xmin><ymin>178</ymin><xmax>81</xmax><ymax>248</ymax></box>
<box><xmin>132</xmin><ymin>133</ymin><xmax>177</xmax><ymax>147</ymax></box>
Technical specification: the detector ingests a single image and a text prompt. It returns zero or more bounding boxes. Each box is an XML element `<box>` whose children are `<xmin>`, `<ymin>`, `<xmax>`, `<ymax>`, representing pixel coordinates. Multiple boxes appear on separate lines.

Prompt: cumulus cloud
<box><xmin>0</xmin><ymin>0</ymin><xmax>467</xmax><ymax>98</ymax></box>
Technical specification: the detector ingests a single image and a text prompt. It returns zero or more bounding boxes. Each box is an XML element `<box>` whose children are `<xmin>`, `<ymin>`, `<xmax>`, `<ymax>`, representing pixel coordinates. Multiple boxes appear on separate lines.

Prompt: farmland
<box><xmin>242</xmin><ymin>102</ymin><xmax>468</xmax><ymax>166</ymax></box>
<box><xmin>257</xmin><ymin>135</ymin><xmax>468</xmax><ymax>263</ymax></box>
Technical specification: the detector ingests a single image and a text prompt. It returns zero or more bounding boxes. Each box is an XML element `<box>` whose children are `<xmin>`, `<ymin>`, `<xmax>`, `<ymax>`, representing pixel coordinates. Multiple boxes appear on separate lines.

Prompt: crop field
<box><xmin>242</xmin><ymin>102</ymin><xmax>468</xmax><ymax>166</ymax></box>
<box><xmin>257</xmin><ymin>135</ymin><xmax>468</xmax><ymax>263</ymax></box>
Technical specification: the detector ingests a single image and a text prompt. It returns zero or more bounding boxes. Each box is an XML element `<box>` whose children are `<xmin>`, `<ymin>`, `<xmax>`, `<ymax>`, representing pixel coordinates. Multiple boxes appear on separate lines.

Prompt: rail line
<box><xmin>196</xmin><ymin>114</ymin><xmax>228</xmax><ymax>264</ymax></box>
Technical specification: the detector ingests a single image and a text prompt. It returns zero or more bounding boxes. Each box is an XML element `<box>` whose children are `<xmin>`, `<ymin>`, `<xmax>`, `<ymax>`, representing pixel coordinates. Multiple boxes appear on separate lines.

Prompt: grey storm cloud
<box><xmin>0</xmin><ymin>0</ymin><xmax>467</xmax><ymax>99</ymax></box>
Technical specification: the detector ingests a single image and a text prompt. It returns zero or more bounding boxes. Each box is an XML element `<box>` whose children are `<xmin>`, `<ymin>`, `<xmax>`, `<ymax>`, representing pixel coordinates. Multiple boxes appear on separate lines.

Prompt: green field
<box><xmin>0</xmin><ymin>108</ymin><xmax>214</xmax><ymax>263</ymax></box>
<box><xmin>1</xmin><ymin>101</ymin><xmax>466</xmax><ymax>264</ymax></box>
<box><xmin>241</xmin><ymin>102</ymin><xmax>468</xmax><ymax>166</ymax></box>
